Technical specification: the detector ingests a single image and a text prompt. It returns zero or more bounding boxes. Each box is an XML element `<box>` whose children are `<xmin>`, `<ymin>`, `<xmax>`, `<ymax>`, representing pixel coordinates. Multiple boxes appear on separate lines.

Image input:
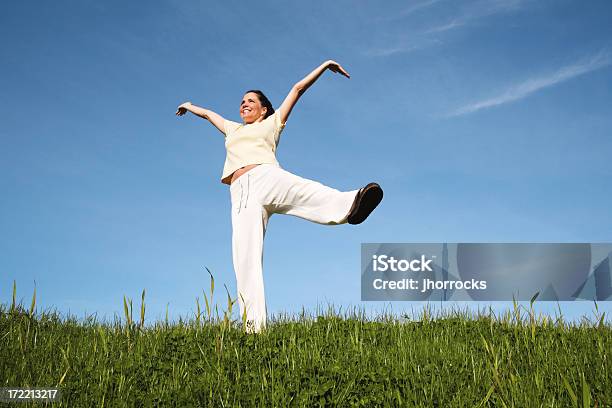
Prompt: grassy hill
<box><xmin>1</xmin><ymin>286</ymin><xmax>610</xmax><ymax>407</ymax></box>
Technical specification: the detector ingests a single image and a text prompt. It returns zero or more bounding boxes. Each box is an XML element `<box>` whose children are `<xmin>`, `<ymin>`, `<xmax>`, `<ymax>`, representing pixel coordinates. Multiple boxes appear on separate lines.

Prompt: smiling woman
<box><xmin>240</xmin><ymin>90</ymin><xmax>274</xmax><ymax>121</ymax></box>
<box><xmin>176</xmin><ymin>60</ymin><xmax>383</xmax><ymax>333</ymax></box>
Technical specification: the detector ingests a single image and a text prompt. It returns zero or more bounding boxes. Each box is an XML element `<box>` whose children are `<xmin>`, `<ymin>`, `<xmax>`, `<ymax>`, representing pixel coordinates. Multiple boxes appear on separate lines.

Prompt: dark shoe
<box><xmin>347</xmin><ymin>182</ymin><xmax>383</xmax><ymax>225</ymax></box>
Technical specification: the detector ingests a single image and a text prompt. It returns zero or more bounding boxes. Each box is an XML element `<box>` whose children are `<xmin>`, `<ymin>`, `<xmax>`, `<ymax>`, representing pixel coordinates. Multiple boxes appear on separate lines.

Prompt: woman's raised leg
<box><xmin>260</xmin><ymin>167</ymin><xmax>363</xmax><ymax>224</ymax></box>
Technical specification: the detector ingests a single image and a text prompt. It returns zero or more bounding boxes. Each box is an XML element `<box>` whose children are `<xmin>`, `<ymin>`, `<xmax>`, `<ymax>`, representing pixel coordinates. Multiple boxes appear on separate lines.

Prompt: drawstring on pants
<box><xmin>237</xmin><ymin>173</ymin><xmax>251</xmax><ymax>214</ymax></box>
<box><xmin>245</xmin><ymin>174</ymin><xmax>250</xmax><ymax>209</ymax></box>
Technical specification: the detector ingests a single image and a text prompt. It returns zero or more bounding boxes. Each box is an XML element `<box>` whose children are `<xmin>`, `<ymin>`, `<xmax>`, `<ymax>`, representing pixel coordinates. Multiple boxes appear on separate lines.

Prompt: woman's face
<box><xmin>240</xmin><ymin>92</ymin><xmax>267</xmax><ymax>124</ymax></box>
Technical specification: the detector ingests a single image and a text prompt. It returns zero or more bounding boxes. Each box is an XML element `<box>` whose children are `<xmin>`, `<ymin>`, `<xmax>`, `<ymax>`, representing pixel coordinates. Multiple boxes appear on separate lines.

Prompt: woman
<box><xmin>176</xmin><ymin>60</ymin><xmax>383</xmax><ymax>333</ymax></box>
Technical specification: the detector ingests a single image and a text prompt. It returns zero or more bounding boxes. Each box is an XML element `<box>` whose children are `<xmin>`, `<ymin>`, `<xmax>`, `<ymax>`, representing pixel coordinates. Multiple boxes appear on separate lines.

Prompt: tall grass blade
<box><xmin>11</xmin><ymin>280</ymin><xmax>16</xmax><ymax>313</ymax></box>
<box><xmin>196</xmin><ymin>296</ymin><xmax>201</xmax><ymax>321</ymax></box>
<box><xmin>140</xmin><ymin>289</ymin><xmax>146</xmax><ymax>328</ymax></box>
<box><xmin>224</xmin><ymin>284</ymin><xmax>234</xmax><ymax>313</ymax></box>
<box><xmin>582</xmin><ymin>373</ymin><xmax>591</xmax><ymax>408</ymax></box>
<box><xmin>203</xmin><ymin>291</ymin><xmax>210</xmax><ymax>321</ymax></box>
<box><xmin>561</xmin><ymin>374</ymin><xmax>578</xmax><ymax>407</ymax></box>
<box><xmin>477</xmin><ymin>386</ymin><xmax>495</xmax><ymax>408</ymax></box>
<box><xmin>222</xmin><ymin>284</ymin><xmax>235</xmax><ymax>331</ymax></box>
<box><xmin>123</xmin><ymin>296</ymin><xmax>132</xmax><ymax>326</ymax></box>
<box><xmin>58</xmin><ymin>368</ymin><xmax>69</xmax><ymax>386</ymax></box>
<box><xmin>58</xmin><ymin>345</ymin><xmax>71</xmax><ymax>385</ymax></box>
<box><xmin>240</xmin><ymin>293</ymin><xmax>247</xmax><ymax>331</ymax></box>
<box><xmin>530</xmin><ymin>291</ymin><xmax>540</xmax><ymax>306</ymax></box>
<box><xmin>205</xmin><ymin>266</ymin><xmax>215</xmax><ymax>305</ymax></box>
<box><xmin>29</xmin><ymin>283</ymin><xmax>37</xmax><ymax>318</ymax></box>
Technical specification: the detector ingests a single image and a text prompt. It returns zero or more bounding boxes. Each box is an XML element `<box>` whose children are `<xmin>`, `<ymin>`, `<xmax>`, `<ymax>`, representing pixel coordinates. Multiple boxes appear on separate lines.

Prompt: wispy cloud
<box><xmin>423</xmin><ymin>19</ymin><xmax>465</xmax><ymax>34</ymax></box>
<box><xmin>423</xmin><ymin>0</ymin><xmax>524</xmax><ymax>34</ymax></box>
<box><xmin>394</xmin><ymin>0</ymin><xmax>444</xmax><ymax>19</ymax></box>
<box><xmin>375</xmin><ymin>0</ymin><xmax>445</xmax><ymax>23</ymax></box>
<box><xmin>363</xmin><ymin>45</ymin><xmax>421</xmax><ymax>58</ymax></box>
<box><xmin>366</xmin><ymin>0</ymin><xmax>527</xmax><ymax>57</ymax></box>
<box><xmin>362</xmin><ymin>39</ymin><xmax>441</xmax><ymax>57</ymax></box>
<box><xmin>447</xmin><ymin>51</ymin><xmax>612</xmax><ymax>117</ymax></box>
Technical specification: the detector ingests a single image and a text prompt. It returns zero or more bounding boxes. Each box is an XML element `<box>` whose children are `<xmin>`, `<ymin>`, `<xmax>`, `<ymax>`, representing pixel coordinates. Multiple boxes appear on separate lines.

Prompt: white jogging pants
<box><xmin>229</xmin><ymin>163</ymin><xmax>359</xmax><ymax>333</ymax></box>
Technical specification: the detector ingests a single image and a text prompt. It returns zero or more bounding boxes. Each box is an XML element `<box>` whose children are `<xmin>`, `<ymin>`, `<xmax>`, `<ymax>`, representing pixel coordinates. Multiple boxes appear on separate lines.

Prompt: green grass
<box><xmin>1</xmin><ymin>282</ymin><xmax>611</xmax><ymax>407</ymax></box>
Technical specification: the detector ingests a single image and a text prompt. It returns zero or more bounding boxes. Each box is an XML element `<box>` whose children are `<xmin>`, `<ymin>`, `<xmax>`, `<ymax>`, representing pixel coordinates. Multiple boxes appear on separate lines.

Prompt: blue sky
<box><xmin>1</xmin><ymin>0</ymin><xmax>611</xmax><ymax>325</ymax></box>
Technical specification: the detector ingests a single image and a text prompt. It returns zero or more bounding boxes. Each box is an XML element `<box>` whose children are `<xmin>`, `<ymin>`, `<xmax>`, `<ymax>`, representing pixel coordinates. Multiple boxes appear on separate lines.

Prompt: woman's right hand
<box><xmin>176</xmin><ymin>101</ymin><xmax>192</xmax><ymax>116</ymax></box>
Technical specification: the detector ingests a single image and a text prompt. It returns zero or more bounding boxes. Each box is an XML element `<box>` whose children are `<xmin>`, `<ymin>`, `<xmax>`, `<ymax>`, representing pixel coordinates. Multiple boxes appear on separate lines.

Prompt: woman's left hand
<box><xmin>326</xmin><ymin>60</ymin><xmax>350</xmax><ymax>79</ymax></box>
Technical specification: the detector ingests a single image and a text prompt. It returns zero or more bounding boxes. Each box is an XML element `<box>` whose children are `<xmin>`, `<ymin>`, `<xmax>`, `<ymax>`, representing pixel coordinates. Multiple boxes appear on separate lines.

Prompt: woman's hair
<box><xmin>246</xmin><ymin>89</ymin><xmax>274</xmax><ymax>119</ymax></box>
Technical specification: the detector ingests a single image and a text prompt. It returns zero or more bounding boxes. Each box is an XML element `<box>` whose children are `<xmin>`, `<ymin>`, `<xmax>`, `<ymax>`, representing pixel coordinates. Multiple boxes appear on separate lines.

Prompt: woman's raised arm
<box><xmin>278</xmin><ymin>60</ymin><xmax>350</xmax><ymax>126</ymax></box>
<box><xmin>176</xmin><ymin>102</ymin><xmax>227</xmax><ymax>135</ymax></box>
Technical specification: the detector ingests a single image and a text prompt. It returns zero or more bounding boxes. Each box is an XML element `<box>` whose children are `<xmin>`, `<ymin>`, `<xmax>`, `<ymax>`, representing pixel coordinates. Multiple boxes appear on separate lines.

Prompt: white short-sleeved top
<box><xmin>221</xmin><ymin>110</ymin><xmax>285</xmax><ymax>184</ymax></box>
